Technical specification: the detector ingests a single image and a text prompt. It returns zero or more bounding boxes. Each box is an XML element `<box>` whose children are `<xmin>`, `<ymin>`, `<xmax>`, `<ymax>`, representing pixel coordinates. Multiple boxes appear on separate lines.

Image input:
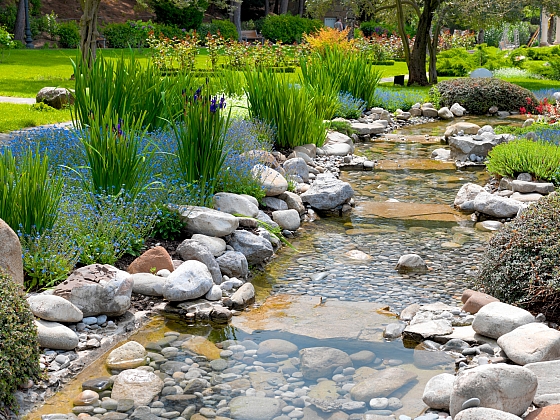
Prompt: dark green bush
<box><xmin>56</xmin><ymin>21</ymin><xmax>80</xmax><ymax>48</ymax></box>
<box><xmin>150</xmin><ymin>0</ymin><xmax>207</xmax><ymax>30</ymax></box>
<box><xmin>360</xmin><ymin>20</ymin><xmax>415</xmax><ymax>37</ymax></box>
<box><xmin>198</xmin><ymin>19</ymin><xmax>238</xmax><ymax>42</ymax></box>
<box><xmin>102</xmin><ymin>21</ymin><xmax>149</xmax><ymax>48</ymax></box>
<box><xmin>261</xmin><ymin>14</ymin><xmax>322</xmax><ymax>43</ymax></box>
<box><xmin>151</xmin><ymin>206</ymin><xmax>184</xmax><ymax>240</ymax></box>
<box><xmin>0</xmin><ymin>272</ymin><xmax>42</xmax><ymax>412</ymax></box>
<box><xmin>475</xmin><ymin>193</ymin><xmax>560</xmax><ymax>321</ymax></box>
<box><xmin>436</xmin><ymin>48</ymin><xmax>474</xmax><ymax>76</ymax></box>
<box><xmin>433</xmin><ymin>77</ymin><xmax>537</xmax><ymax>114</ymax></box>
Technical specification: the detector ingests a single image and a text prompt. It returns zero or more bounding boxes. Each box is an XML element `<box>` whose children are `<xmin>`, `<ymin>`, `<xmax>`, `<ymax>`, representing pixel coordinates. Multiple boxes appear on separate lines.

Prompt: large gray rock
<box><xmin>510</xmin><ymin>180</ymin><xmax>555</xmax><ymax>194</ymax></box>
<box><xmin>178</xmin><ymin>206</ymin><xmax>239</xmax><ymax>237</ymax></box>
<box><xmin>163</xmin><ymin>260</ymin><xmax>214</xmax><ymax>302</ymax></box>
<box><xmin>525</xmin><ymin>360</ymin><xmax>560</xmax><ymax>403</ymax></box>
<box><xmin>283</xmin><ymin>158</ymin><xmax>309</xmax><ymax>183</ymax></box>
<box><xmin>395</xmin><ymin>253</ymin><xmax>427</xmax><ymax>273</ymax></box>
<box><xmin>497</xmin><ymin>323</ymin><xmax>560</xmax><ymax>365</ymax></box>
<box><xmin>350</xmin><ymin>367</ymin><xmax>418</xmax><ymax>401</ymax></box>
<box><xmin>449</xmin><ymin>135</ymin><xmax>495</xmax><ymax>161</ymax></box>
<box><xmin>470</xmin><ymin>68</ymin><xmax>493</xmax><ymax>78</ymax></box>
<box><xmin>228</xmin><ymin>230</ymin><xmax>274</xmax><ymax>265</ymax></box>
<box><xmin>53</xmin><ymin>264</ymin><xmax>133</xmax><ymax>317</ymax></box>
<box><xmin>272</xmin><ymin>209</ymin><xmax>301</xmax><ymax>231</ymax></box>
<box><xmin>421</xmin><ymin>106</ymin><xmax>439</xmax><ymax>118</ymax></box>
<box><xmin>27</xmin><ymin>294</ymin><xmax>83</xmax><ymax>323</ymax></box>
<box><xmin>449</xmin><ymin>364</ymin><xmax>537</xmax><ymax>417</ymax></box>
<box><xmin>229</xmin><ymin>396</ymin><xmax>286</xmax><ymax>420</ymax></box>
<box><xmin>131</xmin><ymin>273</ymin><xmax>165</xmax><ymax>296</ymax></box>
<box><xmin>0</xmin><ymin>219</ymin><xmax>24</xmax><ymax>285</ymax></box>
<box><xmin>260</xmin><ymin>339</ymin><xmax>298</xmax><ymax>355</ymax></box>
<box><xmin>438</xmin><ymin>107</ymin><xmax>454</xmax><ymax>119</ymax></box>
<box><xmin>473</xmin><ymin>192</ymin><xmax>526</xmax><ymax>219</ymax></box>
<box><xmin>36</xmin><ymin>87</ymin><xmax>74</xmax><ymax>109</ymax></box>
<box><xmin>422</xmin><ymin>373</ymin><xmax>455</xmax><ymax>410</ymax></box>
<box><xmin>350</xmin><ymin>122</ymin><xmax>386</xmax><ymax>136</ymax></box>
<box><xmin>216</xmin><ymin>251</ymin><xmax>249</xmax><ymax>278</ymax></box>
<box><xmin>106</xmin><ymin>341</ymin><xmax>147</xmax><ymax>370</ymax></box>
<box><xmin>444</xmin><ymin>122</ymin><xmax>481</xmax><ymax>138</ymax></box>
<box><xmin>213</xmin><ymin>192</ymin><xmax>259</xmax><ymax>218</ymax></box>
<box><xmin>455</xmin><ymin>408</ymin><xmax>522</xmax><ymax>420</ymax></box>
<box><xmin>300</xmin><ymin>173</ymin><xmax>354</xmax><ymax>210</ymax></box>
<box><xmin>325</xmin><ymin>131</ymin><xmax>354</xmax><ymax>153</ymax></box>
<box><xmin>35</xmin><ymin>319</ymin><xmax>79</xmax><ymax>350</ymax></box>
<box><xmin>472</xmin><ymin>302</ymin><xmax>535</xmax><ymax>339</ymax></box>
<box><xmin>111</xmin><ymin>369</ymin><xmax>164</xmax><ymax>408</ymax></box>
<box><xmin>252</xmin><ymin>165</ymin><xmax>288</xmax><ymax>196</ymax></box>
<box><xmin>319</xmin><ymin>143</ymin><xmax>354</xmax><ymax>156</ymax></box>
<box><xmin>261</xmin><ymin>196</ymin><xmax>289</xmax><ymax>211</ymax></box>
<box><xmin>229</xmin><ymin>283</ymin><xmax>255</xmax><ymax>310</ymax></box>
<box><xmin>176</xmin><ymin>240</ymin><xmax>222</xmax><ymax>284</ymax></box>
<box><xmin>190</xmin><ymin>234</ymin><xmax>226</xmax><ymax>257</ymax></box>
<box><xmin>278</xmin><ymin>191</ymin><xmax>306</xmax><ymax>215</ymax></box>
<box><xmin>450</xmin><ymin>103</ymin><xmax>466</xmax><ymax>117</ymax></box>
<box><xmin>454</xmin><ymin>183</ymin><xmax>485</xmax><ymax>207</ymax></box>
<box><xmin>299</xmin><ymin>347</ymin><xmax>352</xmax><ymax>380</ymax></box>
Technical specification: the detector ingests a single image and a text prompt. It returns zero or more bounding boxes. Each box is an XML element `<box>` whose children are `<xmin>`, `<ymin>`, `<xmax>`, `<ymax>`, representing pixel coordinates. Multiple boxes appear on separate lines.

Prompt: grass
<box><xmin>495</xmin><ymin>77</ymin><xmax>560</xmax><ymax>91</ymax></box>
<box><xmin>0</xmin><ymin>103</ymin><xmax>71</xmax><ymax>133</ymax></box>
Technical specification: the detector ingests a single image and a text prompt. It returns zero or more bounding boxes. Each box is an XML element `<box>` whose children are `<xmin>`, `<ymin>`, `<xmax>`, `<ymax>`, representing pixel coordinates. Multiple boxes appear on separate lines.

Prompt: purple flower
<box><xmin>210</xmin><ymin>97</ymin><xmax>218</xmax><ymax>113</ymax></box>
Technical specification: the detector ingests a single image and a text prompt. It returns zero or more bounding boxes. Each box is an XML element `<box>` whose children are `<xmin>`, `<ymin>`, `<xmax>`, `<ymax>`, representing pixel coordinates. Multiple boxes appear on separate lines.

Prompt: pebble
<box><xmin>462</xmin><ymin>397</ymin><xmax>481</xmax><ymax>409</ymax></box>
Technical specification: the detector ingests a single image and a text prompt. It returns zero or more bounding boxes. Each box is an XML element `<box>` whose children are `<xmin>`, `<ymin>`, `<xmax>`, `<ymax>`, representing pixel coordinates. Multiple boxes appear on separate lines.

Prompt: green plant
<box><xmin>44</xmin><ymin>11</ymin><xmax>59</xmax><ymax>40</ymax></box>
<box><xmin>436</xmin><ymin>48</ymin><xmax>474</xmax><ymax>76</ymax></box>
<box><xmin>0</xmin><ymin>147</ymin><xmax>63</xmax><ymax>235</ymax></box>
<box><xmin>429</xmin><ymin>85</ymin><xmax>441</xmax><ymax>109</ymax></box>
<box><xmin>0</xmin><ymin>103</ymin><xmax>71</xmax><ymax>133</ymax></box>
<box><xmin>244</xmin><ymin>69</ymin><xmax>326</xmax><ymax>148</ymax></box>
<box><xmin>151</xmin><ymin>205</ymin><xmax>184</xmax><ymax>240</ymax></box>
<box><xmin>170</xmin><ymin>84</ymin><xmax>231</xmax><ymax>205</ymax></box>
<box><xmin>326</xmin><ymin>120</ymin><xmax>355</xmax><ymax>137</ymax></box>
<box><xmin>486</xmin><ymin>139</ymin><xmax>560</xmax><ymax>182</ymax></box>
<box><xmin>0</xmin><ymin>272</ymin><xmax>42</xmax><ymax>413</ymax></box>
<box><xmin>475</xmin><ymin>193</ymin><xmax>560</xmax><ymax>321</ymax></box>
<box><xmin>0</xmin><ymin>24</ymin><xmax>15</xmax><ymax>49</ymax></box>
<box><xmin>56</xmin><ymin>21</ymin><xmax>80</xmax><ymax>48</ymax></box>
<box><xmin>199</xmin><ymin>19</ymin><xmax>238</xmax><ymax>43</ymax></box>
<box><xmin>102</xmin><ymin>21</ymin><xmax>148</xmax><ymax>48</ymax></box>
<box><xmin>335</xmin><ymin>91</ymin><xmax>366</xmax><ymax>119</ymax></box>
<box><xmin>433</xmin><ymin>78</ymin><xmax>538</xmax><ymax>115</ymax></box>
<box><xmin>260</xmin><ymin>14</ymin><xmax>322</xmax><ymax>43</ymax></box>
<box><xmin>150</xmin><ymin>0</ymin><xmax>207</xmax><ymax>30</ymax></box>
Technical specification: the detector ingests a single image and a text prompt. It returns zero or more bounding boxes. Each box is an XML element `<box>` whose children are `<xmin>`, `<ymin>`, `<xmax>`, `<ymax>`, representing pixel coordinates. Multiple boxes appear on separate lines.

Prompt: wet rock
<box><xmin>131</xmin><ymin>273</ymin><xmax>165</xmax><ymax>296</ymax></box>
<box><xmin>229</xmin><ymin>396</ymin><xmax>286</xmax><ymax>419</ymax></box>
<box><xmin>127</xmin><ymin>246</ymin><xmax>174</xmax><ymax>275</ymax></box>
<box><xmin>53</xmin><ymin>264</ymin><xmax>133</xmax><ymax>317</ymax></box>
<box><xmin>205</xmin><ymin>284</ymin><xmax>223</xmax><ymax>301</ymax></box>
<box><xmin>190</xmin><ymin>234</ymin><xmax>227</xmax><ymax>257</ymax></box>
<box><xmin>349</xmin><ymin>350</ymin><xmax>376</xmax><ymax>366</ymax></box>
<box><xmin>228</xmin><ymin>230</ymin><xmax>274</xmax><ymax>265</ymax></box>
<box><xmin>498</xmin><ymin>323</ymin><xmax>560</xmax><ymax>365</ymax></box>
<box><xmin>227</xmin><ymin>283</ymin><xmax>255</xmax><ymax>310</ymax></box>
<box><xmin>473</xmin><ymin>192</ymin><xmax>526</xmax><ymax>218</ymax></box>
<box><xmin>395</xmin><ymin>254</ymin><xmax>427</xmax><ymax>274</ymax></box>
<box><xmin>111</xmin><ymin>369</ymin><xmax>164</xmax><ymax>408</ymax></box>
<box><xmin>449</xmin><ymin>364</ymin><xmax>537</xmax><ymax>417</ymax></box>
<box><xmin>260</xmin><ymin>339</ymin><xmax>298</xmax><ymax>355</ymax></box>
<box><xmin>252</xmin><ymin>165</ymin><xmax>288</xmax><ymax>196</ymax></box>
<box><xmin>176</xmin><ymin>239</ymin><xmax>223</xmax><ymax>284</ymax></box>
<box><xmin>438</xmin><ymin>107</ymin><xmax>454</xmax><ymax>119</ymax></box>
<box><xmin>216</xmin><ymin>251</ymin><xmax>249</xmax><ymax>278</ymax></box>
<box><xmin>413</xmin><ymin>344</ymin><xmax>454</xmax><ymax>369</ymax></box>
<box><xmin>383</xmin><ymin>322</ymin><xmax>406</xmax><ymax>339</ymax></box>
<box><xmin>455</xmin><ymin>408</ymin><xmax>522</xmax><ymax>420</ymax></box>
<box><xmin>82</xmin><ymin>377</ymin><xmax>112</xmax><ymax>392</ymax></box>
<box><xmin>472</xmin><ymin>302</ymin><xmax>535</xmax><ymax>339</ymax></box>
<box><xmin>421</xmin><ymin>106</ymin><xmax>439</xmax><ymax>118</ymax></box>
<box><xmin>163</xmin><ymin>260</ymin><xmax>214</xmax><ymax>302</ymax></box>
<box><xmin>475</xmin><ymin>220</ymin><xmax>503</xmax><ymax>232</ymax></box>
<box><xmin>300</xmin><ymin>173</ymin><xmax>354</xmax><ymax>211</ymax></box>
<box><xmin>181</xmin><ymin>336</ymin><xmax>221</xmax><ymax>359</ymax></box>
<box><xmin>350</xmin><ymin>367</ymin><xmax>417</xmax><ymax>401</ymax></box>
<box><xmin>179</xmin><ymin>205</ymin><xmax>239</xmax><ymax>237</ymax></box>
<box><xmin>272</xmin><ymin>209</ymin><xmax>301</xmax><ymax>231</ymax></box>
<box><xmin>210</xmin><ymin>306</ymin><xmax>232</xmax><ymax>323</ymax></box>
<box><xmin>422</xmin><ymin>373</ymin><xmax>455</xmax><ymax>410</ymax></box>
<box><xmin>213</xmin><ymin>192</ymin><xmax>259</xmax><ymax>218</ymax></box>
<box><xmin>0</xmin><ymin>218</ymin><xmax>24</xmax><ymax>285</ymax></box>
<box><xmin>27</xmin><ymin>294</ymin><xmax>83</xmax><ymax>323</ymax></box>
<box><xmin>461</xmin><ymin>289</ymin><xmax>500</xmax><ymax>314</ymax></box>
<box><xmin>106</xmin><ymin>341</ymin><xmax>147</xmax><ymax>370</ymax></box>
<box><xmin>444</xmin><ymin>122</ymin><xmax>480</xmax><ymax>139</ymax></box>
<box><xmin>73</xmin><ymin>390</ymin><xmax>99</xmax><ymax>406</ymax></box>
<box><xmin>35</xmin><ymin>319</ymin><xmax>79</xmax><ymax>350</ymax></box>
<box><xmin>349</xmin><ymin>122</ymin><xmax>385</xmax><ymax>136</ymax></box>
<box><xmin>431</xmin><ymin>148</ymin><xmax>451</xmax><ymax>160</ymax></box>
<box><xmin>299</xmin><ymin>347</ymin><xmax>352</xmax><ymax>380</ymax></box>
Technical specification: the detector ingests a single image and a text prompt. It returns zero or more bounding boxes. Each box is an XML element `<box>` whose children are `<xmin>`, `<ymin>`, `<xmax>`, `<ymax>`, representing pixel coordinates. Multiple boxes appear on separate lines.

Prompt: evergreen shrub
<box><xmin>260</xmin><ymin>14</ymin><xmax>321</xmax><ymax>43</ymax></box>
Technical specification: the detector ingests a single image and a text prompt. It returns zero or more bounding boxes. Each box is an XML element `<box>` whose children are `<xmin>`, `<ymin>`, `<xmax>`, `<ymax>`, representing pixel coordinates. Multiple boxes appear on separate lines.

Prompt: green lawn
<box><xmin>0</xmin><ymin>103</ymin><xmax>71</xmax><ymax>133</ymax></box>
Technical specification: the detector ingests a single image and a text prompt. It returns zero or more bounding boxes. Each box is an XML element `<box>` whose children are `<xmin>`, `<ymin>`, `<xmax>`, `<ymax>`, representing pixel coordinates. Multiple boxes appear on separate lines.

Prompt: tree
<box><xmin>13</xmin><ymin>0</ymin><xmax>25</xmax><ymax>43</ymax></box>
<box><xmin>79</xmin><ymin>0</ymin><xmax>101</xmax><ymax>67</ymax></box>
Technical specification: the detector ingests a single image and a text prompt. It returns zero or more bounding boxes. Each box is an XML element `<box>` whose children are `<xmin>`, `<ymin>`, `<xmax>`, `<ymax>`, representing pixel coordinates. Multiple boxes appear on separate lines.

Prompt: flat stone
<box><xmin>106</xmin><ymin>341</ymin><xmax>147</xmax><ymax>370</ymax></box>
<box><xmin>190</xmin><ymin>234</ymin><xmax>227</xmax><ymax>257</ymax></box>
<box><xmin>229</xmin><ymin>396</ymin><xmax>286</xmax><ymax>419</ymax></box>
<box><xmin>111</xmin><ymin>369</ymin><xmax>164</xmax><ymax>408</ymax></box>
<box><xmin>350</xmin><ymin>367</ymin><xmax>418</xmax><ymax>401</ymax></box>
<box><xmin>27</xmin><ymin>294</ymin><xmax>83</xmax><ymax>323</ymax></box>
<box><xmin>299</xmin><ymin>347</ymin><xmax>352</xmax><ymax>380</ymax></box>
<box><xmin>35</xmin><ymin>320</ymin><xmax>79</xmax><ymax>350</ymax></box>
<box><xmin>526</xmin><ymin>360</ymin><xmax>560</xmax><ymax>402</ymax></box>
<box><xmin>403</xmin><ymin>320</ymin><xmax>453</xmax><ymax>341</ymax></box>
<box><xmin>131</xmin><ymin>273</ymin><xmax>165</xmax><ymax>296</ymax></box>
<box><xmin>497</xmin><ymin>323</ymin><xmax>560</xmax><ymax>365</ymax></box>
<box><xmin>444</xmin><ymin>123</ymin><xmax>481</xmax><ymax>138</ymax></box>
<box><xmin>472</xmin><ymin>302</ymin><xmax>535</xmax><ymax>339</ymax></box>
<box><xmin>350</xmin><ymin>122</ymin><xmax>386</xmax><ymax>135</ymax></box>
<box><xmin>259</xmin><ymin>339</ymin><xmax>298</xmax><ymax>355</ymax></box>
<box><xmin>181</xmin><ymin>336</ymin><xmax>221</xmax><ymax>360</ymax></box>
<box><xmin>510</xmin><ymin>181</ymin><xmax>555</xmax><ymax>194</ymax></box>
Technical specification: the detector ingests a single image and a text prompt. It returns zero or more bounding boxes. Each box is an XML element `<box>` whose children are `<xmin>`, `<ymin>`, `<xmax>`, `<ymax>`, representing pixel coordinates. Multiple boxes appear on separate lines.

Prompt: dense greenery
<box><xmin>199</xmin><ymin>20</ymin><xmax>238</xmax><ymax>42</ymax></box>
<box><xmin>260</xmin><ymin>14</ymin><xmax>322</xmax><ymax>43</ymax></box>
<box><xmin>150</xmin><ymin>0</ymin><xmax>208</xmax><ymax>30</ymax></box>
<box><xmin>56</xmin><ymin>21</ymin><xmax>80</xmax><ymax>48</ymax></box>
<box><xmin>434</xmin><ymin>78</ymin><xmax>537</xmax><ymax>115</ymax></box>
<box><xmin>476</xmin><ymin>194</ymin><xmax>560</xmax><ymax>321</ymax></box>
<box><xmin>0</xmin><ymin>272</ymin><xmax>42</xmax><ymax>413</ymax></box>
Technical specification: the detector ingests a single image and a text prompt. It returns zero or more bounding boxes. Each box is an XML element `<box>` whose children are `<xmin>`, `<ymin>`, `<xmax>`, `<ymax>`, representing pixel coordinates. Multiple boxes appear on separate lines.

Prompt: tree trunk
<box><xmin>477</xmin><ymin>29</ymin><xmax>484</xmax><ymax>44</ymax></box>
<box><xmin>264</xmin><ymin>0</ymin><xmax>269</xmax><ymax>16</ymax></box>
<box><xmin>407</xmin><ymin>0</ymin><xmax>440</xmax><ymax>86</ymax></box>
<box><xmin>298</xmin><ymin>0</ymin><xmax>304</xmax><ymax>17</ymax></box>
<box><xmin>273</xmin><ymin>0</ymin><xmax>279</xmax><ymax>15</ymax></box>
<box><xmin>79</xmin><ymin>0</ymin><xmax>102</xmax><ymax>68</ymax></box>
<box><xmin>395</xmin><ymin>0</ymin><xmax>410</xmax><ymax>65</ymax></box>
<box><xmin>233</xmin><ymin>0</ymin><xmax>242</xmax><ymax>41</ymax></box>
<box><xmin>280</xmin><ymin>0</ymin><xmax>288</xmax><ymax>14</ymax></box>
<box><xmin>14</xmin><ymin>0</ymin><xmax>25</xmax><ymax>42</ymax></box>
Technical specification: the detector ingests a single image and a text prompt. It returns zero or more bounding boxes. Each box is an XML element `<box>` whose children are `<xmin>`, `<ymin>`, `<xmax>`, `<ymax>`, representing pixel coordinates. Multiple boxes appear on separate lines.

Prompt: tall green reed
<box><xmin>244</xmin><ymin>69</ymin><xmax>327</xmax><ymax>148</ymax></box>
<box><xmin>0</xmin><ymin>147</ymin><xmax>63</xmax><ymax>235</ymax></box>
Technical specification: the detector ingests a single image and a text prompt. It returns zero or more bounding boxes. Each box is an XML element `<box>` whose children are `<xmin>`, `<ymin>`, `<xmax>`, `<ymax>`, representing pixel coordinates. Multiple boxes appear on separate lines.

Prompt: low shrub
<box><xmin>436</xmin><ymin>48</ymin><xmax>474</xmax><ymax>77</ymax></box>
<box><xmin>151</xmin><ymin>205</ymin><xmax>184</xmax><ymax>240</ymax></box>
<box><xmin>260</xmin><ymin>14</ymin><xmax>322</xmax><ymax>43</ymax></box>
<box><xmin>56</xmin><ymin>21</ymin><xmax>80</xmax><ymax>48</ymax></box>
<box><xmin>150</xmin><ymin>0</ymin><xmax>207</xmax><ymax>30</ymax></box>
<box><xmin>475</xmin><ymin>193</ymin><xmax>560</xmax><ymax>321</ymax></box>
<box><xmin>493</xmin><ymin>67</ymin><xmax>541</xmax><ymax>79</ymax></box>
<box><xmin>0</xmin><ymin>24</ymin><xmax>15</xmax><ymax>50</ymax></box>
<box><xmin>486</xmin><ymin>139</ymin><xmax>560</xmax><ymax>182</ymax></box>
<box><xmin>199</xmin><ymin>19</ymin><xmax>238</xmax><ymax>43</ymax></box>
<box><xmin>433</xmin><ymin>77</ymin><xmax>538</xmax><ymax>115</ymax></box>
<box><xmin>102</xmin><ymin>21</ymin><xmax>149</xmax><ymax>48</ymax></box>
<box><xmin>0</xmin><ymin>273</ymin><xmax>42</xmax><ymax>413</ymax></box>
<box><xmin>334</xmin><ymin>91</ymin><xmax>366</xmax><ymax>119</ymax></box>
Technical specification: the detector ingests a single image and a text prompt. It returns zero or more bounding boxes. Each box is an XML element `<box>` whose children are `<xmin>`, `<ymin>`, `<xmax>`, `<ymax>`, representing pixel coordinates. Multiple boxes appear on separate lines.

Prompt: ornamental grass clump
<box><xmin>486</xmin><ymin>139</ymin><xmax>560</xmax><ymax>183</ymax></box>
<box><xmin>171</xmin><ymin>85</ymin><xmax>231</xmax><ymax>205</ymax></box>
<box><xmin>244</xmin><ymin>69</ymin><xmax>326</xmax><ymax>148</ymax></box>
<box><xmin>475</xmin><ymin>193</ymin><xmax>560</xmax><ymax>321</ymax></box>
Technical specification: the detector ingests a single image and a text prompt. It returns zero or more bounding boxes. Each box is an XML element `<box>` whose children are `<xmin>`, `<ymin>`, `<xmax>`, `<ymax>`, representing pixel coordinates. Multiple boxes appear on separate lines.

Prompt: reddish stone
<box><xmin>127</xmin><ymin>246</ymin><xmax>174</xmax><ymax>274</ymax></box>
<box><xmin>525</xmin><ymin>405</ymin><xmax>560</xmax><ymax>420</ymax></box>
<box><xmin>462</xmin><ymin>290</ymin><xmax>500</xmax><ymax>314</ymax></box>
<box><xmin>461</xmin><ymin>289</ymin><xmax>476</xmax><ymax>303</ymax></box>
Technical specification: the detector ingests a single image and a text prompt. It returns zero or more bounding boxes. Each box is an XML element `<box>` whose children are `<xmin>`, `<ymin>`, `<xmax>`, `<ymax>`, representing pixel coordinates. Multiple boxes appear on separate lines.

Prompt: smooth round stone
<box><xmin>220</xmin><ymin>350</ymin><xmax>234</xmax><ymax>358</ymax></box>
<box><xmin>97</xmin><ymin>315</ymin><xmax>108</xmax><ymax>325</ymax></box>
<box><xmin>475</xmin><ymin>220</ymin><xmax>503</xmax><ymax>232</ymax></box>
<box><xmin>210</xmin><ymin>358</ymin><xmax>229</xmax><ymax>371</ymax></box>
<box><xmin>55</xmin><ymin>355</ymin><xmax>70</xmax><ymax>365</ymax></box>
<box><xmin>199</xmin><ymin>407</ymin><xmax>216</xmax><ymax>418</ymax></box>
<box><xmin>73</xmin><ymin>390</ymin><xmax>99</xmax><ymax>406</ymax></box>
<box><xmin>288</xmin><ymin>410</ymin><xmax>304</xmax><ymax>419</ymax></box>
<box><xmin>72</xmin><ymin>406</ymin><xmax>94</xmax><ymax>414</ymax></box>
<box><xmin>106</xmin><ymin>341</ymin><xmax>147</xmax><ymax>370</ymax></box>
<box><xmin>282</xmin><ymin>406</ymin><xmax>295</xmax><ymax>413</ymax></box>
<box><xmin>93</xmin><ymin>408</ymin><xmax>107</xmax><ymax>414</ymax></box>
<box><xmin>462</xmin><ymin>397</ymin><xmax>481</xmax><ymax>410</ymax></box>
<box><xmin>100</xmin><ymin>398</ymin><xmax>118</xmax><ymax>410</ymax></box>
<box><xmin>82</xmin><ymin>317</ymin><xmax>98</xmax><ymax>325</ymax></box>
<box><xmin>161</xmin><ymin>347</ymin><xmax>179</xmax><ymax>358</ymax></box>
<box><xmin>369</xmin><ymin>397</ymin><xmax>389</xmax><ymax>410</ymax></box>
<box><xmin>385</xmin><ymin>359</ymin><xmax>403</xmax><ymax>366</ymax></box>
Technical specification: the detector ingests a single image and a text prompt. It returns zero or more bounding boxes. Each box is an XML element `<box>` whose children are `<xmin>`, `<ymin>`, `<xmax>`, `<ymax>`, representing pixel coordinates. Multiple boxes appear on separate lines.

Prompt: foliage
<box><xmin>147</xmin><ymin>30</ymin><xmax>200</xmax><ymax>71</ymax></box>
<box><xmin>150</xmin><ymin>0</ymin><xmax>208</xmax><ymax>30</ymax></box>
<box><xmin>44</xmin><ymin>11</ymin><xmax>59</xmax><ymax>40</ymax></box>
<box><xmin>245</xmin><ymin>69</ymin><xmax>326</xmax><ymax>148</ymax></box>
<box><xmin>0</xmin><ymin>147</ymin><xmax>63</xmax><ymax>236</ymax></box>
<box><xmin>357</xmin><ymin>32</ymin><xmax>410</xmax><ymax>60</ymax></box>
<box><xmin>151</xmin><ymin>205</ymin><xmax>183</xmax><ymax>240</ymax></box>
<box><xmin>475</xmin><ymin>194</ymin><xmax>560</xmax><ymax>321</ymax></box>
<box><xmin>199</xmin><ymin>19</ymin><xmax>238</xmax><ymax>43</ymax></box>
<box><xmin>170</xmin><ymin>84</ymin><xmax>231</xmax><ymax>206</ymax></box>
<box><xmin>0</xmin><ymin>24</ymin><xmax>15</xmax><ymax>50</ymax></box>
<box><xmin>56</xmin><ymin>21</ymin><xmax>80</xmax><ymax>48</ymax></box>
<box><xmin>486</xmin><ymin>139</ymin><xmax>560</xmax><ymax>182</ymax></box>
<box><xmin>334</xmin><ymin>91</ymin><xmax>366</xmax><ymax>119</ymax></box>
<box><xmin>222</xmin><ymin>40</ymin><xmax>301</xmax><ymax>70</ymax></box>
<box><xmin>326</xmin><ymin>120</ymin><xmax>355</xmax><ymax>137</ymax></box>
<box><xmin>0</xmin><ymin>103</ymin><xmax>71</xmax><ymax>133</ymax></box>
<box><xmin>437</xmin><ymin>29</ymin><xmax>475</xmax><ymax>52</ymax></box>
<box><xmin>304</xmin><ymin>26</ymin><xmax>353</xmax><ymax>52</ymax></box>
<box><xmin>260</xmin><ymin>14</ymin><xmax>322</xmax><ymax>44</ymax></box>
<box><xmin>102</xmin><ymin>21</ymin><xmax>151</xmax><ymax>48</ymax></box>
<box><xmin>0</xmin><ymin>272</ymin><xmax>41</xmax><ymax>413</ymax></box>
<box><xmin>493</xmin><ymin>67</ymin><xmax>541</xmax><ymax>79</ymax></box>
<box><xmin>436</xmin><ymin>48</ymin><xmax>474</xmax><ymax>77</ymax></box>
<box><xmin>359</xmin><ymin>20</ymin><xmax>415</xmax><ymax>37</ymax></box>
<box><xmin>370</xmin><ymin>86</ymin><xmax>427</xmax><ymax>112</ymax></box>
<box><xmin>433</xmin><ymin>78</ymin><xmax>538</xmax><ymax>115</ymax></box>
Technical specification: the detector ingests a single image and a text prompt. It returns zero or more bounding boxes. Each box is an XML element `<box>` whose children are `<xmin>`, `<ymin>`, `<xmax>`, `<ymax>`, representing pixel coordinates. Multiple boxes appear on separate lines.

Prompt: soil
<box><xmin>40</xmin><ymin>0</ymin><xmax>154</xmax><ymax>25</ymax></box>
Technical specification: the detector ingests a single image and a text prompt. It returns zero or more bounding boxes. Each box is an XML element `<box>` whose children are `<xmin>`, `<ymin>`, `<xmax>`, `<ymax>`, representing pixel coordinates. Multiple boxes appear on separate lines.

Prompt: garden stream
<box><xmin>29</xmin><ymin>118</ymin><xmax>505</xmax><ymax>420</ymax></box>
